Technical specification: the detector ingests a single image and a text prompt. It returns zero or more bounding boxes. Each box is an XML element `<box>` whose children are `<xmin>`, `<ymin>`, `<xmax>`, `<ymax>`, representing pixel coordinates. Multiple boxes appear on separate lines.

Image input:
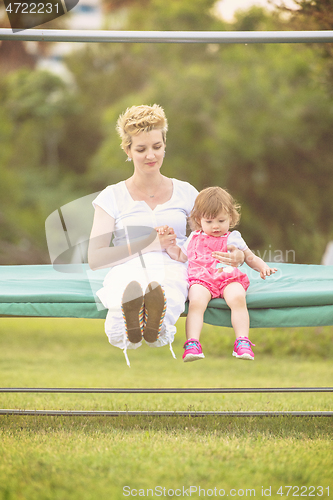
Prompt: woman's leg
<box><xmin>223</xmin><ymin>282</ymin><xmax>249</xmax><ymax>338</ymax></box>
<box><xmin>185</xmin><ymin>284</ymin><xmax>212</xmax><ymax>341</ymax></box>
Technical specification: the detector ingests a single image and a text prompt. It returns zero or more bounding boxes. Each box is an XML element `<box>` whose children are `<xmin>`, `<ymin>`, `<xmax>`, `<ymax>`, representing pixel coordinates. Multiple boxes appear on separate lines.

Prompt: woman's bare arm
<box><xmin>88</xmin><ymin>206</ymin><xmax>176</xmax><ymax>270</ymax></box>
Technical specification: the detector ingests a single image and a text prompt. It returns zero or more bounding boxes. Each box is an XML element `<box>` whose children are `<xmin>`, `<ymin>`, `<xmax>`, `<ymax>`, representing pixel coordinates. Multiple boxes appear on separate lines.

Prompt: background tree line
<box><xmin>0</xmin><ymin>0</ymin><xmax>333</xmax><ymax>265</ymax></box>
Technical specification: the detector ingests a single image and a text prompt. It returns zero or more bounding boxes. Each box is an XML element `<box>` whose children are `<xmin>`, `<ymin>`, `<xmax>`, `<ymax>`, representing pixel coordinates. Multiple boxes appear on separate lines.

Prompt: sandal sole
<box><xmin>143</xmin><ymin>282</ymin><xmax>166</xmax><ymax>343</ymax></box>
<box><xmin>121</xmin><ymin>281</ymin><xmax>144</xmax><ymax>344</ymax></box>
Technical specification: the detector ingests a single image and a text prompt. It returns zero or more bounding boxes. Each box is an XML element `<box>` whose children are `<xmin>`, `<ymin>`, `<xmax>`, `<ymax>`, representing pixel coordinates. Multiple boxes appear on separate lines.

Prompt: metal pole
<box><xmin>0</xmin><ymin>409</ymin><xmax>332</xmax><ymax>417</ymax></box>
<box><xmin>1</xmin><ymin>29</ymin><xmax>333</xmax><ymax>44</ymax></box>
<box><xmin>1</xmin><ymin>387</ymin><xmax>332</xmax><ymax>393</ymax></box>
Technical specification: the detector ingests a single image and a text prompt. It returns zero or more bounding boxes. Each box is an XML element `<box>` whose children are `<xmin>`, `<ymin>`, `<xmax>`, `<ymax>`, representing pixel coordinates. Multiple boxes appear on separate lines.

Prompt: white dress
<box><xmin>92</xmin><ymin>178</ymin><xmax>198</xmax><ymax>363</ymax></box>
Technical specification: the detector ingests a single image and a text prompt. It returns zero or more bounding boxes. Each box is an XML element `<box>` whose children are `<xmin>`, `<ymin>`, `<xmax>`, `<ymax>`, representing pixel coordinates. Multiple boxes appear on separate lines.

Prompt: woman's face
<box><xmin>127</xmin><ymin>129</ymin><xmax>165</xmax><ymax>175</ymax></box>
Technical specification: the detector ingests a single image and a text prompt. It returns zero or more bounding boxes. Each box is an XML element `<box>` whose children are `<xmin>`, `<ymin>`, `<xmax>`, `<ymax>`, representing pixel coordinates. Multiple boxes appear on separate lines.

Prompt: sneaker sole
<box><xmin>183</xmin><ymin>353</ymin><xmax>205</xmax><ymax>362</ymax></box>
<box><xmin>121</xmin><ymin>281</ymin><xmax>144</xmax><ymax>344</ymax></box>
<box><xmin>232</xmin><ymin>352</ymin><xmax>254</xmax><ymax>360</ymax></box>
<box><xmin>143</xmin><ymin>282</ymin><xmax>166</xmax><ymax>343</ymax></box>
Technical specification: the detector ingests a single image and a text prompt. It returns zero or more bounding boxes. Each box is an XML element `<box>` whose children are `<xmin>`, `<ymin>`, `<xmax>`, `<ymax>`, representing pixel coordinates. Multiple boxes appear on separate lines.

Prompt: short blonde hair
<box><xmin>189</xmin><ymin>186</ymin><xmax>241</xmax><ymax>231</ymax></box>
<box><xmin>116</xmin><ymin>104</ymin><xmax>168</xmax><ymax>152</ymax></box>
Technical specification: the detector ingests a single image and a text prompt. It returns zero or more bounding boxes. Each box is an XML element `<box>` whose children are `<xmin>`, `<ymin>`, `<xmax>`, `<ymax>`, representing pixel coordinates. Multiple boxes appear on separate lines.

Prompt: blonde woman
<box><xmin>88</xmin><ymin>106</ymin><xmax>244</xmax><ymax>365</ymax></box>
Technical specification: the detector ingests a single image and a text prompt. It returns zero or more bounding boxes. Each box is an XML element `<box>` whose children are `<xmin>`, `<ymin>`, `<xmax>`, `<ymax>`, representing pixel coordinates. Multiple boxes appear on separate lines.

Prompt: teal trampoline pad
<box><xmin>1</xmin><ymin>264</ymin><xmax>333</xmax><ymax>327</ymax></box>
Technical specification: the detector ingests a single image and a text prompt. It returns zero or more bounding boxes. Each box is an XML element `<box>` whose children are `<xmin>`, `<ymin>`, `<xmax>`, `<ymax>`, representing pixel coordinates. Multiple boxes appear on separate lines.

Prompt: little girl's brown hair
<box><xmin>189</xmin><ymin>186</ymin><xmax>241</xmax><ymax>231</ymax></box>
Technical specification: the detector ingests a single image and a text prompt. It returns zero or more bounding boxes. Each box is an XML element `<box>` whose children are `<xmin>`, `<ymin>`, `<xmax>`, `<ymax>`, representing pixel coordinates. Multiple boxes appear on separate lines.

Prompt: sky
<box><xmin>216</xmin><ymin>0</ymin><xmax>297</xmax><ymax>21</ymax></box>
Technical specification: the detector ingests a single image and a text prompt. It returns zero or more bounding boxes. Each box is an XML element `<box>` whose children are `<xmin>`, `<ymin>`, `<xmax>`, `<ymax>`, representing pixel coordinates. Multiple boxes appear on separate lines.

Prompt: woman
<box><xmin>88</xmin><ymin>104</ymin><xmax>243</xmax><ymax>365</ymax></box>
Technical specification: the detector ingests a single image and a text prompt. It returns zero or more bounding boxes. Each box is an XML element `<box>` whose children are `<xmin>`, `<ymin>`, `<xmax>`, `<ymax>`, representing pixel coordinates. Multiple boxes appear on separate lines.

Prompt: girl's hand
<box><xmin>260</xmin><ymin>265</ymin><xmax>278</xmax><ymax>280</ymax></box>
<box><xmin>155</xmin><ymin>225</ymin><xmax>176</xmax><ymax>249</ymax></box>
<box><xmin>212</xmin><ymin>245</ymin><xmax>245</xmax><ymax>268</ymax></box>
<box><xmin>155</xmin><ymin>225</ymin><xmax>169</xmax><ymax>236</ymax></box>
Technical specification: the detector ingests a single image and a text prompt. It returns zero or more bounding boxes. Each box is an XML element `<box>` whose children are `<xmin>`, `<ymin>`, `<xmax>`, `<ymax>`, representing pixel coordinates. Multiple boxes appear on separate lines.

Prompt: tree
<box><xmin>278</xmin><ymin>0</ymin><xmax>333</xmax><ymax>85</ymax></box>
<box><xmin>2</xmin><ymin>0</ymin><xmax>333</xmax><ymax>265</ymax></box>
<box><xmin>279</xmin><ymin>0</ymin><xmax>333</xmax><ymax>31</ymax></box>
<box><xmin>0</xmin><ymin>69</ymin><xmax>81</xmax><ymax>263</ymax></box>
<box><xmin>86</xmin><ymin>3</ymin><xmax>333</xmax><ymax>264</ymax></box>
<box><xmin>4</xmin><ymin>68</ymin><xmax>78</xmax><ymax>172</ymax></box>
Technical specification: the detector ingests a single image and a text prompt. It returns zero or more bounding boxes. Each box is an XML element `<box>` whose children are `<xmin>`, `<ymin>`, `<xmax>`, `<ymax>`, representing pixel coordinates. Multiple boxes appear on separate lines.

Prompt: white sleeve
<box><xmin>180</xmin><ymin>231</ymin><xmax>196</xmax><ymax>257</ymax></box>
<box><xmin>227</xmin><ymin>231</ymin><xmax>248</xmax><ymax>251</ymax></box>
<box><xmin>92</xmin><ymin>186</ymin><xmax>118</xmax><ymax>219</ymax></box>
<box><xmin>188</xmin><ymin>184</ymin><xmax>199</xmax><ymax>214</ymax></box>
<box><xmin>175</xmin><ymin>180</ymin><xmax>198</xmax><ymax>218</ymax></box>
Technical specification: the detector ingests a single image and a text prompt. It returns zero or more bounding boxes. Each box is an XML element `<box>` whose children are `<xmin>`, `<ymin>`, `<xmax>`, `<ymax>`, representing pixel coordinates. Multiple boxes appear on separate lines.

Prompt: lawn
<box><xmin>0</xmin><ymin>317</ymin><xmax>332</xmax><ymax>499</ymax></box>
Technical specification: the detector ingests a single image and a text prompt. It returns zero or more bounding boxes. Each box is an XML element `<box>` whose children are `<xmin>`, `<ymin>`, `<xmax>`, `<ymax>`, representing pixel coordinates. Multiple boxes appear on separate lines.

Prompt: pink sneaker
<box><xmin>233</xmin><ymin>337</ymin><xmax>255</xmax><ymax>360</ymax></box>
<box><xmin>183</xmin><ymin>338</ymin><xmax>205</xmax><ymax>362</ymax></box>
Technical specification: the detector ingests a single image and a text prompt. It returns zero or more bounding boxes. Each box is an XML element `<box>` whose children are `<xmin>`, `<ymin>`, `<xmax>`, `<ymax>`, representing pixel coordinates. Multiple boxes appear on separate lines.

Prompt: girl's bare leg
<box><xmin>185</xmin><ymin>284</ymin><xmax>212</xmax><ymax>341</ymax></box>
<box><xmin>223</xmin><ymin>282</ymin><xmax>249</xmax><ymax>338</ymax></box>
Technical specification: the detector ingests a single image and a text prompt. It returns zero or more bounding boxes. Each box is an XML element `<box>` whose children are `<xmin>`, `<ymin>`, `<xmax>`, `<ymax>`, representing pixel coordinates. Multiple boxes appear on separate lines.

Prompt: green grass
<box><xmin>0</xmin><ymin>318</ymin><xmax>333</xmax><ymax>499</ymax></box>
<box><xmin>1</xmin><ymin>415</ymin><xmax>333</xmax><ymax>500</ymax></box>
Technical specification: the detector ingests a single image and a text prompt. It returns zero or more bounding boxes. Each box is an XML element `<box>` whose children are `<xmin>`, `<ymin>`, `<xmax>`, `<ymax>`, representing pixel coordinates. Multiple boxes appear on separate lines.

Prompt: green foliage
<box><xmin>280</xmin><ymin>0</ymin><xmax>333</xmax><ymax>31</ymax></box>
<box><xmin>0</xmin><ymin>69</ymin><xmax>84</xmax><ymax>260</ymax></box>
<box><xmin>86</xmin><ymin>31</ymin><xmax>333</xmax><ymax>262</ymax></box>
<box><xmin>279</xmin><ymin>0</ymin><xmax>333</xmax><ymax>86</ymax></box>
<box><xmin>3</xmin><ymin>69</ymin><xmax>79</xmax><ymax>169</ymax></box>
<box><xmin>128</xmin><ymin>0</ymin><xmax>222</xmax><ymax>31</ymax></box>
<box><xmin>4</xmin><ymin>69</ymin><xmax>73</xmax><ymax>121</ymax></box>
<box><xmin>2</xmin><ymin>0</ymin><xmax>333</xmax><ymax>264</ymax></box>
<box><xmin>0</xmin><ymin>81</ymin><xmax>23</xmax><ymax>245</ymax></box>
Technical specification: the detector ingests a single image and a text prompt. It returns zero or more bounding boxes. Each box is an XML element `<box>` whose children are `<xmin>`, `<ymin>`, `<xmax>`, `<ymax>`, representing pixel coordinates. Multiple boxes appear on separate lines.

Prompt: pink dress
<box><xmin>185</xmin><ymin>231</ymin><xmax>250</xmax><ymax>298</ymax></box>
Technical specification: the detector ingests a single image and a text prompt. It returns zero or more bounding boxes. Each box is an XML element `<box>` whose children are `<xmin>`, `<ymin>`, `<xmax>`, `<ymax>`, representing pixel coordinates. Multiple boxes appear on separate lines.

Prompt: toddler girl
<box><xmin>165</xmin><ymin>186</ymin><xmax>277</xmax><ymax>362</ymax></box>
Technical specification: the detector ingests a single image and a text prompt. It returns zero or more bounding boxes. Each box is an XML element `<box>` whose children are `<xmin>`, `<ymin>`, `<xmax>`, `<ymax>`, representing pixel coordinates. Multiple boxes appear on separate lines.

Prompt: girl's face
<box><xmin>200</xmin><ymin>209</ymin><xmax>231</xmax><ymax>237</ymax></box>
<box><xmin>127</xmin><ymin>129</ymin><xmax>165</xmax><ymax>175</ymax></box>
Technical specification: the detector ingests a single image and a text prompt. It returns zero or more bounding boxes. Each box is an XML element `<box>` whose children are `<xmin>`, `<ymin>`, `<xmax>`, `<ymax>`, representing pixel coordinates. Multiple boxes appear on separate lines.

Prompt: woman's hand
<box><xmin>212</xmin><ymin>245</ymin><xmax>245</xmax><ymax>268</ymax></box>
<box><xmin>155</xmin><ymin>225</ymin><xmax>177</xmax><ymax>249</ymax></box>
